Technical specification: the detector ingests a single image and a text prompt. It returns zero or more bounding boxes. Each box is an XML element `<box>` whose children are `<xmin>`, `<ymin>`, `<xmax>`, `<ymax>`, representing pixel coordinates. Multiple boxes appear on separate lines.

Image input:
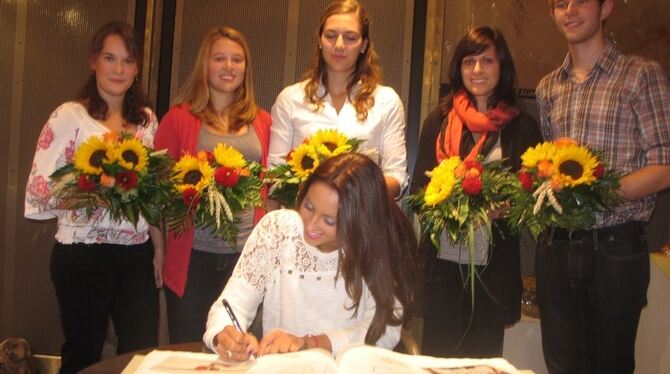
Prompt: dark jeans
<box><xmin>50</xmin><ymin>241</ymin><xmax>158</xmax><ymax>374</ymax></box>
<box><xmin>536</xmin><ymin>222</ymin><xmax>649</xmax><ymax>374</ymax></box>
<box><xmin>165</xmin><ymin>250</ymin><xmax>240</xmax><ymax>344</ymax></box>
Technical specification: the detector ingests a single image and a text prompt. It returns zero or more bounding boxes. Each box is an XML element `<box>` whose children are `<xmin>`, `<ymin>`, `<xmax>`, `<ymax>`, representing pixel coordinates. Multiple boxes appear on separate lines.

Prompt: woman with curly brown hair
<box><xmin>269</xmin><ymin>0</ymin><xmax>407</xmax><ymax>199</ymax></box>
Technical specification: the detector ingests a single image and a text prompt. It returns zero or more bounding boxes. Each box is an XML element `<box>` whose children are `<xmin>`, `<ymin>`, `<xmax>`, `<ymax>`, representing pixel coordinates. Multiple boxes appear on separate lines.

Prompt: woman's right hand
<box><xmin>215</xmin><ymin>325</ymin><xmax>259</xmax><ymax>362</ymax></box>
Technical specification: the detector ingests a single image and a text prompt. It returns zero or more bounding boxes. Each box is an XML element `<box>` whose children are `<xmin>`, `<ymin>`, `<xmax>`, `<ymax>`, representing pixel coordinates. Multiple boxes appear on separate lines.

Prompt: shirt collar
<box><xmin>558</xmin><ymin>40</ymin><xmax>619</xmax><ymax>80</ymax></box>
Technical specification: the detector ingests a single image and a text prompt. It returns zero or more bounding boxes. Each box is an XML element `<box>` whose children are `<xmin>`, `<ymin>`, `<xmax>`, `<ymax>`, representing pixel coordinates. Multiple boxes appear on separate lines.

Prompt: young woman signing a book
<box><xmin>203</xmin><ymin>153</ymin><xmax>421</xmax><ymax>360</ymax></box>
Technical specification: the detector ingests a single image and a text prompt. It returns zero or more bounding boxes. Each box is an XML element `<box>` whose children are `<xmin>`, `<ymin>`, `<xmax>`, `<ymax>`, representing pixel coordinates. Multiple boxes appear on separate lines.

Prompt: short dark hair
<box><xmin>439</xmin><ymin>26</ymin><xmax>517</xmax><ymax>114</ymax></box>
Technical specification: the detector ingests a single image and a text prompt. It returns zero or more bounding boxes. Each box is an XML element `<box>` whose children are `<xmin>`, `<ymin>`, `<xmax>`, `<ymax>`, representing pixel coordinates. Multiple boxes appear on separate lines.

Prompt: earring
<box><xmin>360</xmin><ymin>48</ymin><xmax>366</xmax><ymax>54</ymax></box>
<box><xmin>318</xmin><ymin>44</ymin><xmax>322</xmax><ymax>50</ymax></box>
<box><xmin>134</xmin><ymin>75</ymin><xmax>139</xmax><ymax>83</ymax></box>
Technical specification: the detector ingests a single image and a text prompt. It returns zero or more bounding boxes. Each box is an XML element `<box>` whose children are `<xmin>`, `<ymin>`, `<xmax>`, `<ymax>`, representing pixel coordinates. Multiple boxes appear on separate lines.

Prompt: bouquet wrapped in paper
<box><xmin>165</xmin><ymin>144</ymin><xmax>263</xmax><ymax>247</ymax></box>
<box><xmin>508</xmin><ymin>138</ymin><xmax>621</xmax><ymax>238</ymax></box>
<box><xmin>50</xmin><ymin>131</ymin><xmax>173</xmax><ymax>227</ymax></box>
<box><xmin>265</xmin><ymin>129</ymin><xmax>362</xmax><ymax>208</ymax></box>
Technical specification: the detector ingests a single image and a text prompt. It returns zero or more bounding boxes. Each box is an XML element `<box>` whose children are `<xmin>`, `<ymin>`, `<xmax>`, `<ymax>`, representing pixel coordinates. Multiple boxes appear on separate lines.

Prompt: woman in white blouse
<box><xmin>269</xmin><ymin>0</ymin><xmax>407</xmax><ymax>199</ymax></box>
<box><xmin>204</xmin><ymin>153</ymin><xmax>421</xmax><ymax>360</ymax></box>
<box><xmin>24</xmin><ymin>22</ymin><xmax>161</xmax><ymax>373</ymax></box>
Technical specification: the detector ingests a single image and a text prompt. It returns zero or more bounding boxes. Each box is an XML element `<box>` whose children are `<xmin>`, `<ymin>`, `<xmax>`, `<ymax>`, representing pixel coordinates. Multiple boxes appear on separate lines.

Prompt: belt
<box><xmin>551</xmin><ymin>221</ymin><xmax>644</xmax><ymax>242</ymax></box>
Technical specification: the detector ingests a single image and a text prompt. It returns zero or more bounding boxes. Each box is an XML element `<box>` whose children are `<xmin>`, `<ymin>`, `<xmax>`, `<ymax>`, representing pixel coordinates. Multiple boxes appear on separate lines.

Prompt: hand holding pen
<box><xmin>214</xmin><ymin>299</ymin><xmax>259</xmax><ymax>361</ymax></box>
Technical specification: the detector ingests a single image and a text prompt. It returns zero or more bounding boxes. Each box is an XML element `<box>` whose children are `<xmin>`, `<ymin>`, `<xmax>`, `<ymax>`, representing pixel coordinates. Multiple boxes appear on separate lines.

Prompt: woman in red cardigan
<box><xmin>155</xmin><ymin>26</ymin><xmax>271</xmax><ymax>344</ymax></box>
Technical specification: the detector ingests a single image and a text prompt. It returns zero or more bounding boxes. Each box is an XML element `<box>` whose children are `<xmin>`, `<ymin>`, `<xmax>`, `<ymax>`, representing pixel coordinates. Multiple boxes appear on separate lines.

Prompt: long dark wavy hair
<box><xmin>296</xmin><ymin>153</ymin><xmax>421</xmax><ymax>344</ymax></box>
<box><xmin>76</xmin><ymin>21</ymin><xmax>150</xmax><ymax>126</ymax></box>
<box><xmin>303</xmin><ymin>0</ymin><xmax>382</xmax><ymax>121</ymax></box>
<box><xmin>438</xmin><ymin>26</ymin><xmax>517</xmax><ymax>115</ymax></box>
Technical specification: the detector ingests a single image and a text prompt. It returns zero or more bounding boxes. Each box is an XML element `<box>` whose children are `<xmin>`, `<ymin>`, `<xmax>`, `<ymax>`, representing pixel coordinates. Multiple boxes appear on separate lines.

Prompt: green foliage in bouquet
<box><xmin>265</xmin><ymin>129</ymin><xmax>362</xmax><ymax>208</ymax></box>
<box><xmin>507</xmin><ymin>139</ymin><xmax>622</xmax><ymax>239</ymax></box>
<box><xmin>165</xmin><ymin>144</ymin><xmax>263</xmax><ymax>248</ymax></box>
<box><xmin>50</xmin><ymin>131</ymin><xmax>173</xmax><ymax>227</ymax></box>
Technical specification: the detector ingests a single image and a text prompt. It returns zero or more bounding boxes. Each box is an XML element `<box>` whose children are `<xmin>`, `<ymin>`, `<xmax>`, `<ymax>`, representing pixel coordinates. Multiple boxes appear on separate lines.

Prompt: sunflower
<box><xmin>74</xmin><ymin>136</ymin><xmax>110</xmax><ymax>175</ymax></box>
<box><xmin>521</xmin><ymin>142</ymin><xmax>558</xmax><ymax>168</ymax></box>
<box><xmin>552</xmin><ymin>145</ymin><xmax>598</xmax><ymax>187</ymax></box>
<box><xmin>287</xmin><ymin>143</ymin><xmax>320</xmax><ymax>179</ymax></box>
<box><xmin>115</xmin><ymin>138</ymin><xmax>148</xmax><ymax>172</ymax></box>
<box><xmin>310</xmin><ymin>129</ymin><xmax>352</xmax><ymax>158</ymax></box>
<box><xmin>173</xmin><ymin>154</ymin><xmax>214</xmax><ymax>192</ymax></box>
<box><xmin>424</xmin><ymin>157</ymin><xmax>460</xmax><ymax>206</ymax></box>
<box><xmin>213</xmin><ymin>143</ymin><xmax>246</xmax><ymax>169</ymax></box>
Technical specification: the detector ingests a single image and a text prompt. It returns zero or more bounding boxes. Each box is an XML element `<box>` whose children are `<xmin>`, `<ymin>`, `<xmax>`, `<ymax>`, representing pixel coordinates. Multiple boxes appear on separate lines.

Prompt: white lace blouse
<box><xmin>204</xmin><ymin>209</ymin><xmax>401</xmax><ymax>355</ymax></box>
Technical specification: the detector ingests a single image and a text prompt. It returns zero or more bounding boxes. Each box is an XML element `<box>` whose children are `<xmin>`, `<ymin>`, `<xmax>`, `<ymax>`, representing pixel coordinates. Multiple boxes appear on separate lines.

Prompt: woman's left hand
<box><xmin>257</xmin><ymin>329</ymin><xmax>305</xmax><ymax>355</ymax></box>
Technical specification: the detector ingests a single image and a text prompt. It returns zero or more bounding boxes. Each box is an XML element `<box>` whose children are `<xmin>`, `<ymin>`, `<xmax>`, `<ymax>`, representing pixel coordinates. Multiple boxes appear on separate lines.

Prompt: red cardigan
<box><xmin>154</xmin><ymin>104</ymin><xmax>271</xmax><ymax>297</ymax></box>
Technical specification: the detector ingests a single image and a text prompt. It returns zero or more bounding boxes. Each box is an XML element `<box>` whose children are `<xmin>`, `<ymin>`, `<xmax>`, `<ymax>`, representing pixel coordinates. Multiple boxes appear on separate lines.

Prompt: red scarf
<box><xmin>435</xmin><ymin>90</ymin><xmax>519</xmax><ymax>162</ymax></box>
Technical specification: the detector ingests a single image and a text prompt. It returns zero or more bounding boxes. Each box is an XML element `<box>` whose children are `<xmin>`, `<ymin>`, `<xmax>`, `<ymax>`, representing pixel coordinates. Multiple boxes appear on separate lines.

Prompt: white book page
<box><xmin>336</xmin><ymin>346</ymin><xmax>522</xmax><ymax>374</ymax></box>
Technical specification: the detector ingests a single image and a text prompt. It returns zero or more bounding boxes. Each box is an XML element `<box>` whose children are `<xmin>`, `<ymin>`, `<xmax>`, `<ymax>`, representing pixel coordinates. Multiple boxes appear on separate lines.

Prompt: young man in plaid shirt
<box><xmin>535</xmin><ymin>0</ymin><xmax>670</xmax><ymax>372</ymax></box>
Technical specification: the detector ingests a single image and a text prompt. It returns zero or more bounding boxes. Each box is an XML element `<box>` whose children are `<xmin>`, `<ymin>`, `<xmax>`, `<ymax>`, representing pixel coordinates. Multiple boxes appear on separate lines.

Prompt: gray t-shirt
<box><xmin>193</xmin><ymin>126</ymin><xmax>261</xmax><ymax>253</ymax></box>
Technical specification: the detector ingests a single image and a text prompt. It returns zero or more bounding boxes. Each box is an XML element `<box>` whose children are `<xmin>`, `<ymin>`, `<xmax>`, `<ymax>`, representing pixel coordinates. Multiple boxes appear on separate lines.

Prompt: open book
<box><xmin>130</xmin><ymin>345</ymin><xmax>522</xmax><ymax>374</ymax></box>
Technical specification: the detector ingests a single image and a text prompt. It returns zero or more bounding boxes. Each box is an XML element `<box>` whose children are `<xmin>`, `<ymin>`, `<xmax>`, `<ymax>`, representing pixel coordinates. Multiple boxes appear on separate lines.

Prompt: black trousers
<box><xmin>165</xmin><ymin>250</ymin><xmax>240</xmax><ymax>344</ymax></box>
<box><xmin>536</xmin><ymin>222</ymin><xmax>649</xmax><ymax>374</ymax></box>
<box><xmin>50</xmin><ymin>241</ymin><xmax>158</xmax><ymax>374</ymax></box>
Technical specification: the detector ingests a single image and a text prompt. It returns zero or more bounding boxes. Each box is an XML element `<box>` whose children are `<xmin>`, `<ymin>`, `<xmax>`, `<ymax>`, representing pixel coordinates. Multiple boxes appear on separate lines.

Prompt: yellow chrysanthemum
<box><xmin>173</xmin><ymin>154</ymin><xmax>214</xmax><ymax>192</ymax></box>
<box><xmin>115</xmin><ymin>138</ymin><xmax>148</xmax><ymax>172</ymax></box>
<box><xmin>521</xmin><ymin>142</ymin><xmax>558</xmax><ymax>168</ymax></box>
<box><xmin>74</xmin><ymin>136</ymin><xmax>110</xmax><ymax>175</ymax></box>
<box><xmin>288</xmin><ymin>143</ymin><xmax>320</xmax><ymax>179</ymax></box>
<box><xmin>213</xmin><ymin>143</ymin><xmax>246</xmax><ymax>169</ymax></box>
<box><xmin>552</xmin><ymin>145</ymin><xmax>598</xmax><ymax>187</ymax></box>
<box><xmin>309</xmin><ymin>129</ymin><xmax>352</xmax><ymax>158</ymax></box>
<box><xmin>423</xmin><ymin>158</ymin><xmax>460</xmax><ymax>206</ymax></box>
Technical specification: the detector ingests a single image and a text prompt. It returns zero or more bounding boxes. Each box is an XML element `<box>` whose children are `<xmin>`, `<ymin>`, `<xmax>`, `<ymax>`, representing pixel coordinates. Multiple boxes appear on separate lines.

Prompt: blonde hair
<box><xmin>174</xmin><ymin>26</ymin><xmax>258</xmax><ymax>131</ymax></box>
<box><xmin>303</xmin><ymin>0</ymin><xmax>381</xmax><ymax>121</ymax></box>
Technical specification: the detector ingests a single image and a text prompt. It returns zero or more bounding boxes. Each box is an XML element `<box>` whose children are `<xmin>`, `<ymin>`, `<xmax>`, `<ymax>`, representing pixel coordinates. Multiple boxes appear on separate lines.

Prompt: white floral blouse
<box><xmin>24</xmin><ymin>101</ymin><xmax>158</xmax><ymax>245</ymax></box>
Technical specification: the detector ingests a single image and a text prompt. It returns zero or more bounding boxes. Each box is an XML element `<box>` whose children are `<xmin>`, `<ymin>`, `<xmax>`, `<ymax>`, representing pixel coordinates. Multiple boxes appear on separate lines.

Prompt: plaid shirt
<box><xmin>536</xmin><ymin>42</ymin><xmax>670</xmax><ymax>228</ymax></box>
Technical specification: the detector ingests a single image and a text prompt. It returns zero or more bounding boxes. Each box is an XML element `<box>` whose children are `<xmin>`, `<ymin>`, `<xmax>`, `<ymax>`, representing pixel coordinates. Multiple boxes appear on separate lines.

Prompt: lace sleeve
<box><xmin>230</xmin><ymin>209</ymin><xmax>301</xmax><ymax>290</ymax></box>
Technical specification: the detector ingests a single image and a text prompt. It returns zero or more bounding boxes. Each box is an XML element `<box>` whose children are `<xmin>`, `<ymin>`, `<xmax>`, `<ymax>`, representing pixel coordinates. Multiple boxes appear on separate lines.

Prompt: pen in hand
<box><xmin>222</xmin><ymin>299</ymin><xmax>257</xmax><ymax>359</ymax></box>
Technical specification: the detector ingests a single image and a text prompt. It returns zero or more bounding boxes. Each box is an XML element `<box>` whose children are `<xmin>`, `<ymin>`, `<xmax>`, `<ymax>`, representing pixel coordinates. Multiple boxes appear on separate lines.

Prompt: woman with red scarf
<box><xmin>411</xmin><ymin>26</ymin><xmax>542</xmax><ymax>358</ymax></box>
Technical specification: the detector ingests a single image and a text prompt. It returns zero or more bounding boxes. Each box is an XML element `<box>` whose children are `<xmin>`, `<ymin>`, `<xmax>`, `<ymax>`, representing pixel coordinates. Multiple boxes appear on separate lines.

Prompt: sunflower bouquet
<box><xmin>164</xmin><ymin>143</ymin><xmax>263</xmax><ymax>246</ymax></box>
<box><xmin>409</xmin><ymin>156</ymin><xmax>518</xmax><ymax>252</ymax></box>
<box><xmin>265</xmin><ymin>129</ymin><xmax>362</xmax><ymax>207</ymax></box>
<box><xmin>408</xmin><ymin>157</ymin><xmax>519</xmax><ymax>321</ymax></box>
<box><xmin>50</xmin><ymin>131</ymin><xmax>173</xmax><ymax>227</ymax></box>
<box><xmin>507</xmin><ymin>138</ymin><xmax>621</xmax><ymax>238</ymax></box>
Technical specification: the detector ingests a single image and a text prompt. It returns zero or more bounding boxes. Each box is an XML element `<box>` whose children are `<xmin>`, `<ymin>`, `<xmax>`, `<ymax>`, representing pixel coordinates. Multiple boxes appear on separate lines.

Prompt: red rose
<box><xmin>77</xmin><ymin>175</ymin><xmax>97</xmax><ymax>191</ymax></box>
<box><xmin>115</xmin><ymin>171</ymin><xmax>138</xmax><ymax>190</ymax></box>
<box><xmin>519</xmin><ymin>171</ymin><xmax>534</xmax><ymax>192</ymax></box>
<box><xmin>214</xmin><ymin>167</ymin><xmax>240</xmax><ymax>187</ymax></box>
<box><xmin>463</xmin><ymin>159</ymin><xmax>483</xmax><ymax>173</ymax></box>
<box><xmin>182</xmin><ymin>188</ymin><xmax>200</xmax><ymax>208</ymax></box>
<box><xmin>462</xmin><ymin>176</ymin><xmax>483</xmax><ymax>195</ymax></box>
<box><xmin>593</xmin><ymin>163</ymin><xmax>604</xmax><ymax>179</ymax></box>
